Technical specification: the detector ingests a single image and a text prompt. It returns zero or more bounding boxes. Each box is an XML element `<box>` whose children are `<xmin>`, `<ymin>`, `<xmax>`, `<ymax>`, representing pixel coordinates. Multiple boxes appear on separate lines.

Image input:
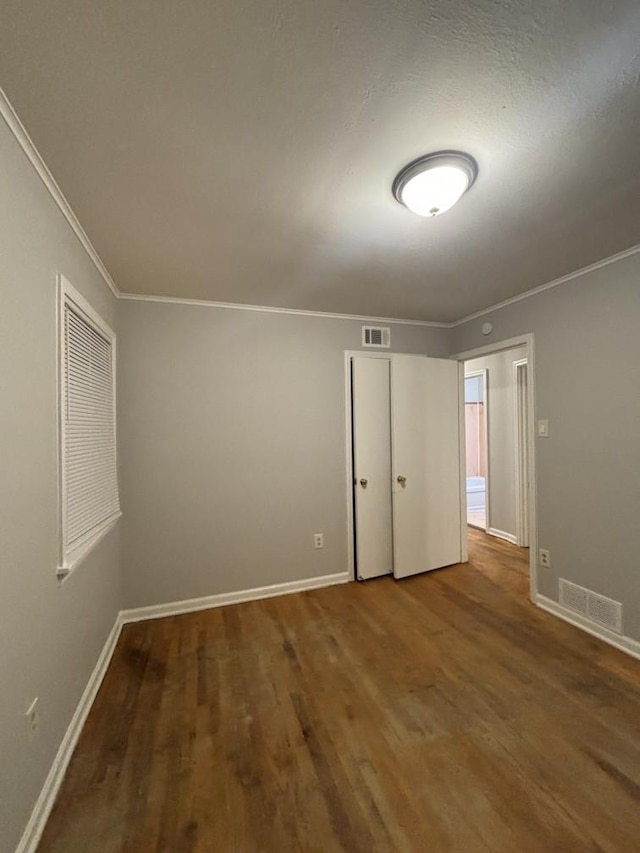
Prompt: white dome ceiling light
<box><xmin>393</xmin><ymin>151</ymin><xmax>478</xmax><ymax>217</ymax></box>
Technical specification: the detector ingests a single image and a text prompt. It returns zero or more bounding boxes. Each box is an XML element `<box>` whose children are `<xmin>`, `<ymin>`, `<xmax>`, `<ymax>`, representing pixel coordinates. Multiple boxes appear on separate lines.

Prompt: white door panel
<box><xmin>391</xmin><ymin>355</ymin><xmax>462</xmax><ymax>579</ymax></box>
<box><xmin>352</xmin><ymin>357</ymin><xmax>393</xmax><ymax>580</ymax></box>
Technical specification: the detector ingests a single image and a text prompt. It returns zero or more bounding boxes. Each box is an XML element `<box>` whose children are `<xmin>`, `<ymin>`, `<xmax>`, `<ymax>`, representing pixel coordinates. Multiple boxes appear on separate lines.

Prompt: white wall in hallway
<box><xmin>465</xmin><ymin>347</ymin><xmax>526</xmax><ymax>539</ymax></box>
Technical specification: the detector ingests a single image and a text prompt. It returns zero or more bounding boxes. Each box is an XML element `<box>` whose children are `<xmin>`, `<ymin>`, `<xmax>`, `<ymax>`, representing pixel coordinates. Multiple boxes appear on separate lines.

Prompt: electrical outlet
<box><xmin>539</xmin><ymin>549</ymin><xmax>551</xmax><ymax>568</ymax></box>
<box><xmin>25</xmin><ymin>697</ymin><xmax>39</xmax><ymax>737</ymax></box>
<box><xmin>314</xmin><ymin>533</ymin><xmax>324</xmax><ymax>549</ymax></box>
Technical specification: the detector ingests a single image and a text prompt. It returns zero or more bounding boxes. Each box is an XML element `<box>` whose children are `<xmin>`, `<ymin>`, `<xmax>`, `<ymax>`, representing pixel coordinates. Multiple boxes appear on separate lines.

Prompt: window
<box><xmin>58</xmin><ymin>276</ymin><xmax>120</xmax><ymax>577</ymax></box>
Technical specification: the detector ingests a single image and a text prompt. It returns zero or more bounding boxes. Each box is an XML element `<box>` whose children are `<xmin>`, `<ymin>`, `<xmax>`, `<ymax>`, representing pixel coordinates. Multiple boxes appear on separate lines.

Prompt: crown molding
<box><xmin>0</xmin><ymin>86</ymin><xmax>120</xmax><ymax>299</ymax></box>
<box><xmin>118</xmin><ymin>291</ymin><xmax>449</xmax><ymax>327</ymax></box>
<box><xmin>121</xmin><ymin>233</ymin><xmax>640</xmax><ymax>327</ymax></box>
<box><xmin>450</xmin><ymin>242</ymin><xmax>640</xmax><ymax>327</ymax></box>
<box><xmin>3</xmin><ymin>86</ymin><xmax>639</xmax><ymax>327</ymax></box>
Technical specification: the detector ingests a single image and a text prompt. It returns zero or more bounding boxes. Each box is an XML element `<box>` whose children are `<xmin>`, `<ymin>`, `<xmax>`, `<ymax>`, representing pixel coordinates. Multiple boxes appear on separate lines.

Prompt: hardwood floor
<box><xmin>39</xmin><ymin>530</ymin><xmax>640</xmax><ymax>852</ymax></box>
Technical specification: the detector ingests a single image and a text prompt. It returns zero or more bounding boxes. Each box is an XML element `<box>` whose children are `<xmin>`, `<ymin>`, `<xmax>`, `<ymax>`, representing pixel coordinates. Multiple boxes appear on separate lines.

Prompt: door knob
<box><xmin>359</xmin><ymin>478</ymin><xmax>368</xmax><ymax>488</ymax></box>
<box><xmin>397</xmin><ymin>475</ymin><xmax>407</xmax><ymax>485</ymax></box>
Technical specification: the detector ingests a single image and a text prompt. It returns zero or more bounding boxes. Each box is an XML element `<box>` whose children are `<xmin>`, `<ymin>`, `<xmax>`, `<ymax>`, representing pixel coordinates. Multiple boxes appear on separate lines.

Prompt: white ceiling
<box><xmin>2</xmin><ymin>1</ymin><xmax>640</xmax><ymax>322</ymax></box>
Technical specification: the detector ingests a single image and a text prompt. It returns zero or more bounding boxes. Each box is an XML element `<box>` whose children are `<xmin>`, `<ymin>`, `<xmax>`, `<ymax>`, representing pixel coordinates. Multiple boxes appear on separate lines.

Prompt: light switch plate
<box><xmin>537</xmin><ymin>419</ymin><xmax>549</xmax><ymax>437</ymax></box>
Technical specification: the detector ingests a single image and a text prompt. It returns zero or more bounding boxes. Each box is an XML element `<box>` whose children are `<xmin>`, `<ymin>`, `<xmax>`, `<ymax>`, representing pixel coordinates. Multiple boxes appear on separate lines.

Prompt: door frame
<box><xmin>344</xmin><ymin>351</ymin><xmax>467</xmax><ymax>581</ymax></box>
<box><xmin>344</xmin><ymin>351</ymin><xmax>392</xmax><ymax>580</ymax></box>
<box><xmin>351</xmin><ymin>355</ymin><xmax>394</xmax><ymax>581</ymax></box>
<box><xmin>513</xmin><ymin>358</ymin><xmax>529</xmax><ymax>547</ymax></box>
<box><xmin>452</xmin><ymin>334</ymin><xmax>538</xmax><ymax>602</ymax></box>
<box><xmin>463</xmin><ymin>368</ymin><xmax>490</xmax><ymax>532</ymax></box>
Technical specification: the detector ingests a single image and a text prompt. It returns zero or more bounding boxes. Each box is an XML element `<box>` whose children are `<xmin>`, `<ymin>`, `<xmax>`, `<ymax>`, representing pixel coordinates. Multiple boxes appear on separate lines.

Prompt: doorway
<box><xmin>514</xmin><ymin>358</ymin><xmax>529</xmax><ymax>548</ymax></box>
<box><xmin>455</xmin><ymin>335</ymin><xmax>537</xmax><ymax>601</ymax></box>
<box><xmin>464</xmin><ymin>370</ymin><xmax>488</xmax><ymax>530</ymax></box>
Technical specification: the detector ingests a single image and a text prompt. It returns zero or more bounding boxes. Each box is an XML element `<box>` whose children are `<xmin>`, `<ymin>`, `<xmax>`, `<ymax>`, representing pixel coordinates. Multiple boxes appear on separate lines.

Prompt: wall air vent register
<box><xmin>559</xmin><ymin>579</ymin><xmax>623</xmax><ymax>633</ymax></box>
<box><xmin>362</xmin><ymin>326</ymin><xmax>391</xmax><ymax>348</ymax></box>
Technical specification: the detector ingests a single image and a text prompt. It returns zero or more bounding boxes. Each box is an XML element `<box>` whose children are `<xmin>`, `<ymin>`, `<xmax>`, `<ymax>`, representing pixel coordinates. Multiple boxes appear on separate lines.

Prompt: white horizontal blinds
<box><xmin>64</xmin><ymin>301</ymin><xmax>119</xmax><ymax>551</ymax></box>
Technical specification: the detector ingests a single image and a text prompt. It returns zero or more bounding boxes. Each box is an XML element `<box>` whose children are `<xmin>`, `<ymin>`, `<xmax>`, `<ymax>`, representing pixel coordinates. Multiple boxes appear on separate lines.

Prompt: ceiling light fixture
<box><xmin>393</xmin><ymin>151</ymin><xmax>478</xmax><ymax>217</ymax></box>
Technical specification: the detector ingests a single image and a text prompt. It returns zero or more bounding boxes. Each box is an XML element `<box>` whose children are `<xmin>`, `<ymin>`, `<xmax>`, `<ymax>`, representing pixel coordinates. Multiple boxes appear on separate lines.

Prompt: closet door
<box><xmin>391</xmin><ymin>355</ymin><xmax>463</xmax><ymax>579</ymax></box>
<box><xmin>352</xmin><ymin>357</ymin><xmax>393</xmax><ymax>580</ymax></box>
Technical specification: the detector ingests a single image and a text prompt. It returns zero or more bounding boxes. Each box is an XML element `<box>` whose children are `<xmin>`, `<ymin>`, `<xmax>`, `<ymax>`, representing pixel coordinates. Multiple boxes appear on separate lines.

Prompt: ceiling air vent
<box><xmin>362</xmin><ymin>326</ymin><xmax>391</xmax><ymax>348</ymax></box>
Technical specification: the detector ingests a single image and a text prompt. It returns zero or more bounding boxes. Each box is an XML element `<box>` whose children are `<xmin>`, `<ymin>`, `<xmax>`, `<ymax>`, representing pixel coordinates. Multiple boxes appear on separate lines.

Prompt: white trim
<box><xmin>455</xmin><ymin>334</ymin><xmax>531</xmax><ymax>362</ymax></box>
<box><xmin>345</xmin><ymin>353</ymin><xmax>356</xmax><ymax>580</ymax></box>
<box><xmin>457</xmin><ymin>361</ymin><xmax>469</xmax><ymax>561</ymax></box>
<box><xmin>113</xmin><ymin>241</ymin><xmax>640</xmax><ymax>326</ymax></box>
<box><xmin>526</xmin><ymin>336</ymin><xmax>538</xmax><ymax>601</ymax></box>
<box><xmin>57</xmin><ymin>275</ymin><xmax>120</xmax><ymax>576</ymax></box>
<box><xmin>535</xmin><ymin>594</ymin><xmax>640</xmax><ymax>661</ymax></box>
<box><xmin>0</xmin><ymin>87</ymin><xmax>119</xmax><ymax>299</ymax></box>
<box><xmin>487</xmin><ymin>527</ymin><xmax>518</xmax><ymax>545</ymax></box>
<box><xmin>453</xmin><ymin>333</ymin><xmax>538</xmax><ymax>603</ymax></box>
<box><xmin>450</xmin><ymin>243</ymin><xmax>640</xmax><ymax>327</ymax></box>
<box><xmin>118</xmin><ymin>291</ymin><xmax>447</xmax><ymax>327</ymax></box>
<box><xmin>119</xmin><ymin>240</ymin><xmax>640</xmax><ymax>326</ymax></box>
<box><xmin>16</xmin><ymin>571</ymin><xmax>350</xmax><ymax>849</ymax></box>
<box><xmin>121</xmin><ymin>571</ymin><xmax>351</xmax><ymax>624</ymax></box>
<box><xmin>59</xmin><ymin>274</ymin><xmax>116</xmax><ymax>340</ymax></box>
<box><xmin>56</xmin><ymin>514</ymin><xmax>121</xmax><ymax>584</ymax></box>
<box><xmin>4</xmin><ymin>83</ymin><xmax>640</xmax><ymax>327</ymax></box>
<box><xmin>14</xmin><ymin>580</ymin><xmax>640</xmax><ymax>853</ymax></box>
<box><xmin>15</xmin><ymin>615</ymin><xmax>123</xmax><ymax>853</ymax></box>
<box><xmin>5</xmin><ymin>84</ymin><xmax>640</xmax><ymax>328</ymax></box>
<box><xmin>513</xmin><ymin>358</ymin><xmax>529</xmax><ymax>548</ymax></box>
<box><xmin>117</xmin><ymin>238</ymin><xmax>640</xmax><ymax>325</ymax></box>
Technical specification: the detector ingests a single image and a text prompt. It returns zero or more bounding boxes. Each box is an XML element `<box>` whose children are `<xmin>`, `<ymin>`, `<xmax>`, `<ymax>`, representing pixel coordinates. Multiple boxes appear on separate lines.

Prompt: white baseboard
<box><xmin>488</xmin><ymin>527</ymin><xmax>518</xmax><ymax>545</ymax></box>
<box><xmin>15</xmin><ymin>614</ymin><xmax>123</xmax><ymax>853</ymax></box>
<box><xmin>15</xmin><ymin>569</ymin><xmax>351</xmax><ymax>850</ymax></box>
<box><xmin>535</xmin><ymin>594</ymin><xmax>640</xmax><ymax>661</ymax></box>
<box><xmin>121</xmin><ymin>571</ymin><xmax>351</xmax><ymax>624</ymax></box>
<box><xmin>17</xmin><ymin>575</ymin><xmax>640</xmax><ymax>852</ymax></box>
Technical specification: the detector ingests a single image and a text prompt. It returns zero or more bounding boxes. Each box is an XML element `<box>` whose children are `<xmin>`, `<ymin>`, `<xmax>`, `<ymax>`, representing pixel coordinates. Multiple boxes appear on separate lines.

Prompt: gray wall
<box><xmin>0</xmin><ymin>118</ymin><xmax>122</xmax><ymax>851</ymax></box>
<box><xmin>118</xmin><ymin>302</ymin><xmax>448</xmax><ymax>607</ymax></box>
<box><xmin>450</xmin><ymin>253</ymin><xmax>640</xmax><ymax>639</ymax></box>
<box><xmin>5</xmin><ymin>91</ymin><xmax>640</xmax><ymax>849</ymax></box>
<box><xmin>465</xmin><ymin>347</ymin><xmax>526</xmax><ymax>538</ymax></box>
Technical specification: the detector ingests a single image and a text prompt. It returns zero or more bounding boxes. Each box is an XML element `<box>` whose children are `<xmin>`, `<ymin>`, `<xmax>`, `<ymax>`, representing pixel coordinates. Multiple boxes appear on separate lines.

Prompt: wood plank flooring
<box><xmin>39</xmin><ymin>530</ymin><xmax>640</xmax><ymax>852</ymax></box>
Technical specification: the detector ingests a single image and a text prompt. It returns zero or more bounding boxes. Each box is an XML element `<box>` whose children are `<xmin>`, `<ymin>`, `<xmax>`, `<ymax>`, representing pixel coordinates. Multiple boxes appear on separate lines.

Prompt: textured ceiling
<box><xmin>2</xmin><ymin>1</ymin><xmax>640</xmax><ymax>322</ymax></box>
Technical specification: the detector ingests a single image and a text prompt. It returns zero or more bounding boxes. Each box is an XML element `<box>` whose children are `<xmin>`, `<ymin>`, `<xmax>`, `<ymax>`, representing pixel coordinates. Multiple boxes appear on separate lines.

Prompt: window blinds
<box><xmin>62</xmin><ymin>300</ymin><xmax>120</xmax><ymax>557</ymax></box>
